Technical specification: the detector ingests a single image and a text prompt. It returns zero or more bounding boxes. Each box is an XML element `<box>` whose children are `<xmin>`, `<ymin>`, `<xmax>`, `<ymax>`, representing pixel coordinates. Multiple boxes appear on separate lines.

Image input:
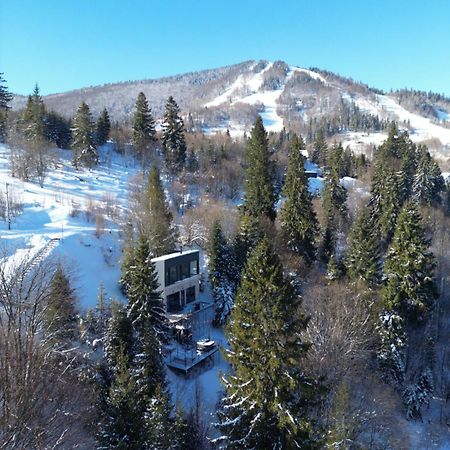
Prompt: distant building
<box><xmin>151</xmin><ymin>249</ymin><xmax>200</xmax><ymax>313</ymax></box>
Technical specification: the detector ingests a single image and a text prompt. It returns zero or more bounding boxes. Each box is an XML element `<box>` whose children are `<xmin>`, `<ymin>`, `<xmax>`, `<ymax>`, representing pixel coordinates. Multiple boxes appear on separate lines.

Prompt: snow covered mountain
<box><xmin>11</xmin><ymin>59</ymin><xmax>450</xmax><ymax>159</ymax></box>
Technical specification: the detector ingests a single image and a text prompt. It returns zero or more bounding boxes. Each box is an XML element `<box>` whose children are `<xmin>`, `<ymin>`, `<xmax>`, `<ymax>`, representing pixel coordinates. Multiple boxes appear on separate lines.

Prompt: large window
<box><xmin>190</xmin><ymin>260</ymin><xmax>198</xmax><ymax>277</ymax></box>
<box><xmin>181</xmin><ymin>262</ymin><xmax>190</xmax><ymax>280</ymax></box>
<box><xmin>186</xmin><ymin>286</ymin><xmax>196</xmax><ymax>304</ymax></box>
<box><xmin>167</xmin><ymin>292</ymin><xmax>181</xmax><ymax>313</ymax></box>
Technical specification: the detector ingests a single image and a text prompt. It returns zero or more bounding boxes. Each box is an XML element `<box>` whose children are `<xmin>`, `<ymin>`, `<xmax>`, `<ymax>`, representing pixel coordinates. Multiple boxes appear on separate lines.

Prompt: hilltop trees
<box><xmin>22</xmin><ymin>84</ymin><xmax>46</xmax><ymax>142</ymax></box>
<box><xmin>132</xmin><ymin>92</ymin><xmax>156</xmax><ymax>168</ymax></box>
<box><xmin>71</xmin><ymin>101</ymin><xmax>98</xmax><ymax>169</ymax></box>
<box><xmin>216</xmin><ymin>237</ymin><xmax>317</xmax><ymax>449</ymax></box>
<box><xmin>280</xmin><ymin>134</ymin><xmax>318</xmax><ymax>264</ymax></box>
<box><xmin>162</xmin><ymin>96</ymin><xmax>186</xmax><ymax>174</ymax></box>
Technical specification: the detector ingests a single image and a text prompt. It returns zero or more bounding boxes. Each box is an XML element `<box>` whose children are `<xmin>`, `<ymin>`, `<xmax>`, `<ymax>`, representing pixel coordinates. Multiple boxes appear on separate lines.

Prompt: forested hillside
<box><xmin>1</xmin><ymin>66</ymin><xmax>450</xmax><ymax>450</ymax></box>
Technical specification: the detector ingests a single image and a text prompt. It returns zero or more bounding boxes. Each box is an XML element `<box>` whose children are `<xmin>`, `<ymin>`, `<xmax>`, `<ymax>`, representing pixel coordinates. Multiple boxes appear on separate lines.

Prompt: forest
<box><xmin>0</xmin><ymin>71</ymin><xmax>450</xmax><ymax>449</ymax></box>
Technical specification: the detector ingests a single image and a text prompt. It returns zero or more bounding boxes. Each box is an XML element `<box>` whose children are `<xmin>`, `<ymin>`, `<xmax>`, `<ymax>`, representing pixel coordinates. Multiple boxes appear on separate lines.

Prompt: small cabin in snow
<box><xmin>151</xmin><ymin>249</ymin><xmax>200</xmax><ymax>313</ymax></box>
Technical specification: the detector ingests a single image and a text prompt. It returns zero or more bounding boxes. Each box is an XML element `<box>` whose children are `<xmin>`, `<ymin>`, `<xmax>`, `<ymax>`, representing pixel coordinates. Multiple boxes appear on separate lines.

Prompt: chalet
<box><xmin>151</xmin><ymin>249</ymin><xmax>200</xmax><ymax>313</ymax></box>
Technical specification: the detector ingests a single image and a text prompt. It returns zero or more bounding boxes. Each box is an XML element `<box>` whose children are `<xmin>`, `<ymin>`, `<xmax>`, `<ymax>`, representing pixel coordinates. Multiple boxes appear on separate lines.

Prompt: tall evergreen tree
<box><xmin>208</xmin><ymin>220</ymin><xmax>229</xmax><ymax>289</ymax></box>
<box><xmin>216</xmin><ymin>237</ymin><xmax>317</xmax><ymax>449</ymax></box>
<box><xmin>161</xmin><ymin>96</ymin><xmax>186</xmax><ymax>174</ymax></box>
<box><xmin>98</xmin><ymin>343</ymin><xmax>144</xmax><ymax>450</ymax></box>
<box><xmin>146</xmin><ymin>166</ymin><xmax>176</xmax><ymax>257</ymax></box>
<box><xmin>44</xmin><ymin>266</ymin><xmax>78</xmax><ymax>344</ymax></box>
<box><xmin>322</xmin><ymin>173</ymin><xmax>347</xmax><ymax>225</ymax></box>
<box><xmin>71</xmin><ymin>101</ymin><xmax>98</xmax><ymax>169</ymax></box>
<box><xmin>311</xmin><ymin>128</ymin><xmax>327</xmax><ymax>167</ymax></box>
<box><xmin>22</xmin><ymin>84</ymin><xmax>46</xmax><ymax>141</ymax></box>
<box><xmin>44</xmin><ymin>111</ymin><xmax>72</xmax><ymax>148</ymax></box>
<box><xmin>280</xmin><ymin>134</ymin><xmax>318</xmax><ymax>264</ymax></box>
<box><xmin>382</xmin><ymin>201</ymin><xmax>436</xmax><ymax>321</ymax></box>
<box><xmin>127</xmin><ymin>234</ymin><xmax>167</xmax><ymax>340</ymax></box>
<box><xmin>242</xmin><ymin>116</ymin><xmax>276</xmax><ymax>221</ymax></box>
<box><xmin>0</xmin><ymin>72</ymin><xmax>13</xmax><ymax>142</ymax></box>
<box><xmin>132</xmin><ymin>92</ymin><xmax>156</xmax><ymax>168</ymax></box>
<box><xmin>345</xmin><ymin>208</ymin><xmax>382</xmax><ymax>285</ymax></box>
<box><xmin>96</xmin><ymin>107</ymin><xmax>111</xmax><ymax>147</ymax></box>
<box><xmin>412</xmin><ymin>149</ymin><xmax>445</xmax><ymax>205</ymax></box>
<box><xmin>369</xmin><ymin>162</ymin><xmax>403</xmax><ymax>240</ymax></box>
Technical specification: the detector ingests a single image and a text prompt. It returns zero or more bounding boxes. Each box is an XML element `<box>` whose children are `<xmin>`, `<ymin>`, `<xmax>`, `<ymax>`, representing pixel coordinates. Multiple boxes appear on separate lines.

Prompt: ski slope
<box><xmin>205</xmin><ymin>63</ymin><xmax>326</xmax><ymax>133</ymax></box>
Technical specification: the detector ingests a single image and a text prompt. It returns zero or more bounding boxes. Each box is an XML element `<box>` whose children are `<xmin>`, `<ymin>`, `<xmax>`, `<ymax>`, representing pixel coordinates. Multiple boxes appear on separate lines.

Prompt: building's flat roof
<box><xmin>151</xmin><ymin>249</ymin><xmax>199</xmax><ymax>263</ymax></box>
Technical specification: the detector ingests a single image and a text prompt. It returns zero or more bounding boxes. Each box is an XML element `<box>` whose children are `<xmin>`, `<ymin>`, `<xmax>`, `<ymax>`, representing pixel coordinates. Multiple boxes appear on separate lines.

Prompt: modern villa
<box><xmin>151</xmin><ymin>249</ymin><xmax>200</xmax><ymax>313</ymax></box>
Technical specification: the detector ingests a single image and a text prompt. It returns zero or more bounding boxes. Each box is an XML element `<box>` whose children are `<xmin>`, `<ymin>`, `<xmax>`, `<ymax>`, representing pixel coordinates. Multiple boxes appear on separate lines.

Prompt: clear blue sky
<box><xmin>1</xmin><ymin>0</ymin><xmax>449</xmax><ymax>96</ymax></box>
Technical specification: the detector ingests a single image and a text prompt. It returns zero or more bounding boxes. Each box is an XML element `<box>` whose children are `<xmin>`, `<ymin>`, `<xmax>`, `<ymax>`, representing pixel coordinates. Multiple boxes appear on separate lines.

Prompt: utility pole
<box><xmin>5</xmin><ymin>182</ymin><xmax>11</xmax><ymax>230</ymax></box>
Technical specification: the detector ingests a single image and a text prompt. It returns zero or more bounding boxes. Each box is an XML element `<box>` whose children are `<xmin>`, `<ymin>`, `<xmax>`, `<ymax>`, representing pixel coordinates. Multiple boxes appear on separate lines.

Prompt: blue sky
<box><xmin>1</xmin><ymin>0</ymin><xmax>449</xmax><ymax>96</ymax></box>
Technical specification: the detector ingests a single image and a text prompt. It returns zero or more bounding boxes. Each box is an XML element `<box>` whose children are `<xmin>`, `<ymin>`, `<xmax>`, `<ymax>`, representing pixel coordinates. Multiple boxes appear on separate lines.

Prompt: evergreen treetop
<box><xmin>71</xmin><ymin>101</ymin><xmax>98</xmax><ymax>169</ymax></box>
<box><xmin>162</xmin><ymin>96</ymin><xmax>186</xmax><ymax>174</ymax></box>
<box><xmin>345</xmin><ymin>208</ymin><xmax>382</xmax><ymax>285</ymax></box>
<box><xmin>127</xmin><ymin>234</ymin><xmax>167</xmax><ymax>340</ymax></box>
<box><xmin>242</xmin><ymin>116</ymin><xmax>277</xmax><ymax>221</ymax></box>
<box><xmin>217</xmin><ymin>236</ymin><xmax>317</xmax><ymax>449</ymax></box>
<box><xmin>382</xmin><ymin>201</ymin><xmax>436</xmax><ymax>321</ymax></box>
<box><xmin>96</xmin><ymin>107</ymin><xmax>111</xmax><ymax>147</ymax></box>
<box><xmin>132</xmin><ymin>92</ymin><xmax>156</xmax><ymax>167</ymax></box>
<box><xmin>280</xmin><ymin>134</ymin><xmax>318</xmax><ymax>264</ymax></box>
<box><xmin>146</xmin><ymin>165</ymin><xmax>176</xmax><ymax>257</ymax></box>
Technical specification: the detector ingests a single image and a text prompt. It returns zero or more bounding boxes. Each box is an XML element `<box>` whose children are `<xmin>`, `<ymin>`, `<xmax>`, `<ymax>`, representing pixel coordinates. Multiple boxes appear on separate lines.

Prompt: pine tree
<box><xmin>208</xmin><ymin>220</ymin><xmax>229</xmax><ymax>289</ymax></box>
<box><xmin>412</xmin><ymin>149</ymin><xmax>445</xmax><ymax>205</ymax></box>
<box><xmin>132</xmin><ymin>92</ymin><xmax>156</xmax><ymax>168</ymax></box>
<box><xmin>146</xmin><ymin>166</ymin><xmax>176</xmax><ymax>257</ymax></box>
<box><xmin>311</xmin><ymin>128</ymin><xmax>327</xmax><ymax>167</ymax></box>
<box><xmin>382</xmin><ymin>201</ymin><xmax>436</xmax><ymax>321</ymax></box>
<box><xmin>71</xmin><ymin>101</ymin><xmax>98</xmax><ymax>169</ymax></box>
<box><xmin>96</xmin><ymin>282</ymin><xmax>110</xmax><ymax>335</ymax></box>
<box><xmin>345</xmin><ymin>208</ymin><xmax>382</xmax><ymax>285</ymax></box>
<box><xmin>44</xmin><ymin>111</ymin><xmax>71</xmax><ymax>148</ymax></box>
<box><xmin>44</xmin><ymin>266</ymin><xmax>78</xmax><ymax>344</ymax></box>
<box><xmin>369</xmin><ymin>161</ymin><xmax>403</xmax><ymax>240</ymax></box>
<box><xmin>327</xmin><ymin>142</ymin><xmax>346</xmax><ymax>178</ymax></box>
<box><xmin>127</xmin><ymin>234</ymin><xmax>167</xmax><ymax>339</ymax></box>
<box><xmin>161</xmin><ymin>96</ymin><xmax>186</xmax><ymax>174</ymax></box>
<box><xmin>319</xmin><ymin>223</ymin><xmax>335</xmax><ymax>264</ymax></box>
<box><xmin>104</xmin><ymin>303</ymin><xmax>135</xmax><ymax>373</ymax></box>
<box><xmin>120</xmin><ymin>220</ymin><xmax>135</xmax><ymax>294</ymax></box>
<box><xmin>280</xmin><ymin>134</ymin><xmax>318</xmax><ymax>264</ymax></box>
<box><xmin>21</xmin><ymin>84</ymin><xmax>46</xmax><ymax>142</ymax></box>
<box><xmin>98</xmin><ymin>343</ymin><xmax>144</xmax><ymax>450</ymax></box>
<box><xmin>0</xmin><ymin>73</ymin><xmax>13</xmax><ymax>142</ymax></box>
<box><xmin>242</xmin><ymin>116</ymin><xmax>276</xmax><ymax>221</ymax></box>
<box><xmin>144</xmin><ymin>385</ymin><xmax>177</xmax><ymax>450</ymax></box>
<box><xmin>96</xmin><ymin>107</ymin><xmax>111</xmax><ymax>147</ymax></box>
<box><xmin>216</xmin><ymin>237</ymin><xmax>317</xmax><ymax>449</ymax></box>
<box><xmin>322</xmin><ymin>173</ymin><xmax>347</xmax><ymax>225</ymax></box>
<box><xmin>231</xmin><ymin>213</ymin><xmax>264</xmax><ymax>285</ymax></box>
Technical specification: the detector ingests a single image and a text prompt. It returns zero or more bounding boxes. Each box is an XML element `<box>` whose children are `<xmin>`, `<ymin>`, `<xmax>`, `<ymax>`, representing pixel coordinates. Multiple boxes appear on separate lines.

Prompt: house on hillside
<box><xmin>151</xmin><ymin>249</ymin><xmax>200</xmax><ymax>313</ymax></box>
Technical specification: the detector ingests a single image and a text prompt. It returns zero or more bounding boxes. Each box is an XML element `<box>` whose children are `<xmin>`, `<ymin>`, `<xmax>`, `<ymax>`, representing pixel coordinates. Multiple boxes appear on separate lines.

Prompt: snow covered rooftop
<box><xmin>151</xmin><ymin>249</ymin><xmax>199</xmax><ymax>263</ymax></box>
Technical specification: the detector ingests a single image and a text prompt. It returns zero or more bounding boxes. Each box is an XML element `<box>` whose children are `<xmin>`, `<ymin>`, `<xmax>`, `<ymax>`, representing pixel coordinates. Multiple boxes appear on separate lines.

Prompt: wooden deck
<box><xmin>165</xmin><ymin>345</ymin><xmax>219</xmax><ymax>374</ymax></box>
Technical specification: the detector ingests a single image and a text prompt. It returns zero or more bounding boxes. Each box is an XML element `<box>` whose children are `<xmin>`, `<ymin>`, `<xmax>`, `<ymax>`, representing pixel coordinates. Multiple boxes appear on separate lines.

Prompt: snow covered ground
<box><xmin>0</xmin><ymin>143</ymin><xmax>231</xmax><ymax>429</ymax></box>
<box><xmin>0</xmin><ymin>144</ymin><xmax>136</xmax><ymax>308</ymax></box>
